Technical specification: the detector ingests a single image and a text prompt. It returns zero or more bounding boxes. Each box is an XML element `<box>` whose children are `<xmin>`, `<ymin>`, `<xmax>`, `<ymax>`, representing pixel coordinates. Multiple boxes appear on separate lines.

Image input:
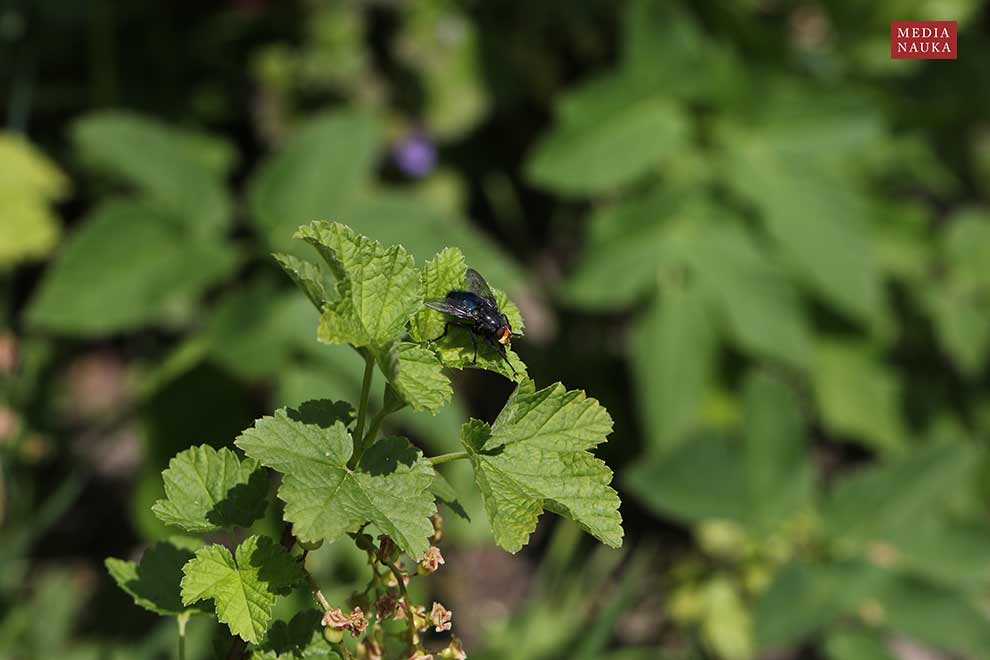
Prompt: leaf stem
<box><xmin>301</xmin><ymin>551</ymin><xmax>332</xmax><ymax>613</ymax></box>
<box><xmin>349</xmin><ymin>353</ymin><xmax>376</xmax><ymax>469</ymax></box>
<box><xmin>177</xmin><ymin>613</ymin><xmax>189</xmax><ymax>660</ymax></box>
<box><xmin>428</xmin><ymin>451</ymin><xmax>469</xmax><ymax>466</ymax></box>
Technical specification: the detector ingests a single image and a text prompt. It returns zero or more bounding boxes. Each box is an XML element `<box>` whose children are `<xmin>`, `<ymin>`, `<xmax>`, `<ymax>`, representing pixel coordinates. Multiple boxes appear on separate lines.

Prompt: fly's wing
<box><xmin>424</xmin><ymin>298</ymin><xmax>477</xmax><ymax>322</ymax></box>
<box><xmin>465</xmin><ymin>268</ymin><xmax>497</xmax><ymax>304</ymax></box>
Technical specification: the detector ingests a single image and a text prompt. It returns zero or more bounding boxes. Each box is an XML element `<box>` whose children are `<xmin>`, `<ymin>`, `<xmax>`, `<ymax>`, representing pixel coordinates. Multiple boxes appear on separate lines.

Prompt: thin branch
<box><xmin>428</xmin><ymin>451</ymin><xmax>469</xmax><ymax>466</ymax></box>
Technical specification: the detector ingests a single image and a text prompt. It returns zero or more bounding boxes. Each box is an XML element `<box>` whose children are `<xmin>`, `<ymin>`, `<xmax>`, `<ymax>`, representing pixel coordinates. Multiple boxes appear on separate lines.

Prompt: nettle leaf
<box><xmin>180</xmin><ymin>535</ymin><xmax>304</xmax><ymax>644</ymax></box>
<box><xmin>235</xmin><ymin>400</ymin><xmax>437</xmax><ymax>559</ymax></box>
<box><xmin>461</xmin><ymin>380</ymin><xmax>622</xmax><ymax>552</ymax></box>
<box><xmin>378</xmin><ymin>342</ymin><xmax>452</xmax><ymax>414</ymax></box>
<box><xmin>105</xmin><ymin>537</ymin><xmax>207</xmax><ymax>616</ymax></box>
<box><xmin>273</xmin><ymin>253</ymin><xmax>327</xmax><ymax>309</ymax></box>
<box><xmin>296</xmin><ymin>222</ymin><xmax>420</xmax><ymax>350</ymax></box>
<box><xmin>71</xmin><ymin>112</ymin><xmax>234</xmax><ymax>236</ymax></box>
<box><xmin>252</xmin><ymin>609</ymin><xmax>340</xmax><ymax>659</ymax></box>
<box><xmin>152</xmin><ymin>445</ymin><xmax>269</xmax><ymax>533</ymax></box>
<box><xmin>412</xmin><ymin>247</ymin><xmax>526</xmax><ymax>382</ymax></box>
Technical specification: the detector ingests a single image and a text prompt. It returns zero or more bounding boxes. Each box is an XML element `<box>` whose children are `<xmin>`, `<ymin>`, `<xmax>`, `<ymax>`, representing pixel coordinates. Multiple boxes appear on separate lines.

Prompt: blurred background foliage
<box><xmin>2</xmin><ymin>0</ymin><xmax>990</xmax><ymax>658</ymax></box>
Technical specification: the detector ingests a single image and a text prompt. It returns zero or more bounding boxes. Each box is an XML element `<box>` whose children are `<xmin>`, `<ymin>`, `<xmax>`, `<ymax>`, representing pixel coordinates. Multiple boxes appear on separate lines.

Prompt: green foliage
<box><xmin>180</xmin><ymin>535</ymin><xmax>305</xmax><ymax>643</ymax></box>
<box><xmin>106</xmin><ymin>537</ymin><xmax>207</xmax><ymax>616</ymax></box>
<box><xmin>461</xmin><ymin>379</ymin><xmax>621</xmax><ymax>552</ymax></box>
<box><xmin>26</xmin><ymin>200</ymin><xmax>236</xmax><ymax>335</ymax></box>
<box><xmin>235</xmin><ymin>401</ymin><xmax>437</xmax><ymax>558</ymax></box>
<box><xmin>0</xmin><ymin>133</ymin><xmax>69</xmax><ymax>267</ymax></box>
<box><xmin>152</xmin><ymin>446</ymin><xmax>269</xmax><ymax>533</ymax></box>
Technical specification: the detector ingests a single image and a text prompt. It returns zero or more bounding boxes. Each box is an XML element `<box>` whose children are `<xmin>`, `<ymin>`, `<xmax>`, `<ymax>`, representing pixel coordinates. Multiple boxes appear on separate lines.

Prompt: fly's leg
<box><xmin>430</xmin><ymin>322</ymin><xmax>452</xmax><ymax>343</ymax></box>
<box><xmin>487</xmin><ymin>337</ymin><xmax>518</xmax><ymax>376</ymax></box>
<box><xmin>471</xmin><ymin>333</ymin><xmax>478</xmax><ymax>364</ymax></box>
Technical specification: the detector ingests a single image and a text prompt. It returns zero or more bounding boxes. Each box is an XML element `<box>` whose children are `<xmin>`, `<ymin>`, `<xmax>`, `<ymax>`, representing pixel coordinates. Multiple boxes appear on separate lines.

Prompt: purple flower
<box><xmin>394</xmin><ymin>132</ymin><xmax>437</xmax><ymax>177</ymax></box>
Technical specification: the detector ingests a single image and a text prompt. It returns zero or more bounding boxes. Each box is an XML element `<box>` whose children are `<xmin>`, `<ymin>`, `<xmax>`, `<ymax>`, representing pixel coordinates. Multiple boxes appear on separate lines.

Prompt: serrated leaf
<box><xmin>823</xmin><ymin>443</ymin><xmax>978</xmax><ymax>547</ymax></box>
<box><xmin>461</xmin><ymin>380</ymin><xmax>622</xmax><ymax>552</ymax></box>
<box><xmin>235</xmin><ymin>400</ymin><xmax>437</xmax><ymax>559</ymax></box>
<box><xmin>180</xmin><ymin>535</ymin><xmax>304</xmax><ymax>644</ymax></box>
<box><xmin>71</xmin><ymin>112</ymin><xmax>233</xmax><ymax>235</ymax></box>
<box><xmin>152</xmin><ymin>445</ymin><xmax>269</xmax><ymax>533</ymax></box>
<box><xmin>412</xmin><ymin>247</ymin><xmax>526</xmax><ymax>381</ymax></box>
<box><xmin>248</xmin><ymin>112</ymin><xmax>381</xmax><ymax>254</ymax></box>
<box><xmin>105</xmin><ymin>537</ymin><xmax>206</xmax><ymax>616</ymax></box>
<box><xmin>812</xmin><ymin>341</ymin><xmax>907</xmax><ymax>453</ymax></box>
<box><xmin>296</xmin><ymin>222</ymin><xmax>420</xmax><ymax>350</ymax></box>
<box><xmin>26</xmin><ymin>200</ymin><xmax>236</xmax><ymax>336</ymax></box>
<box><xmin>631</xmin><ymin>276</ymin><xmax>719</xmax><ymax>454</ymax></box>
<box><xmin>430</xmin><ymin>471</ymin><xmax>470</xmax><ymax>522</ymax></box>
<box><xmin>251</xmin><ymin>609</ymin><xmax>340</xmax><ymax>659</ymax></box>
<box><xmin>526</xmin><ymin>87</ymin><xmax>689</xmax><ymax>196</ymax></box>
<box><xmin>273</xmin><ymin>253</ymin><xmax>327</xmax><ymax>309</ymax></box>
<box><xmin>378</xmin><ymin>342</ymin><xmax>452</xmax><ymax>414</ymax></box>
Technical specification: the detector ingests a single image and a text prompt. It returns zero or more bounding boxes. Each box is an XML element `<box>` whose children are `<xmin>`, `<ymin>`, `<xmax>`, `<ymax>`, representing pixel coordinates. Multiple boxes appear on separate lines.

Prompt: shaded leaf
<box><xmin>152</xmin><ymin>445</ymin><xmax>269</xmax><ymax>533</ymax></box>
<box><xmin>378</xmin><ymin>342</ymin><xmax>452</xmax><ymax>414</ymax></box>
<box><xmin>105</xmin><ymin>537</ymin><xmax>206</xmax><ymax>616</ymax></box>
<box><xmin>461</xmin><ymin>380</ymin><xmax>622</xmax><ymax>552</ymax></box>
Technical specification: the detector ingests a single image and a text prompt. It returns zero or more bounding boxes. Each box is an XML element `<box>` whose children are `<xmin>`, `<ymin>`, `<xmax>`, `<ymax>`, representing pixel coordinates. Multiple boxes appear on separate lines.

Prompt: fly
<box><xmin>424</xmin><ymin>268</ymin><xmax>519</xmax><ymax>376</ymax></box>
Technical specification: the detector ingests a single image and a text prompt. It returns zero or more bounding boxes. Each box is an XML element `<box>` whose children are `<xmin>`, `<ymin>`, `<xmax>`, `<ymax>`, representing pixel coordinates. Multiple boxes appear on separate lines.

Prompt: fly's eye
<box><xmin>498</xmin><ymin>327</ymin><xmax>511</xmax><ymax>345</ymax></box>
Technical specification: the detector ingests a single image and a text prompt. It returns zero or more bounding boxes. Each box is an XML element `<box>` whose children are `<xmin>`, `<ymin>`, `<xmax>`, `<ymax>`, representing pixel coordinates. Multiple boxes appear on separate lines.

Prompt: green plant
<box><xmin>105</xmin><ymin>222</ymin><xmax>623</xmax><ymax>659</ymax></box>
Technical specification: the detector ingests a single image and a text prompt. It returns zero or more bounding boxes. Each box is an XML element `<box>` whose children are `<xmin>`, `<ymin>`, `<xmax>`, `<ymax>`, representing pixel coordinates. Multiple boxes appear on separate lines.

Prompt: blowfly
<box><xmin>424</xmin><ymin>268</ymin><xmax>518</xmax><ymax>376</ymax></box>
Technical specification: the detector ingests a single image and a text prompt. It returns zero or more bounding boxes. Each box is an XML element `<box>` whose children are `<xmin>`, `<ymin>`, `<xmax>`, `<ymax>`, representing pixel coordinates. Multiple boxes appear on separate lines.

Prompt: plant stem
<box><xmin>302</xmin><ymin>552</ymin><xmax>332</xmax><ymax>613</ymax></box>
<box><xmin>177</xmin><ymin>613</ymin><xmax>189</xmax><ymax>660</ymax></box>
<box><xmin>349</xmin><ymin>353</ymin><xmax>375</xmax><ymax>469</ymax></box>
<box><xmin>428</xmin><ymin>451</ymin><xmax>469</xmax><ymax>466</ymax></box>
<box><xmin>387</xmin><ymin>562</ymin><xmax>422</xmax><ymax>652</ymax></box>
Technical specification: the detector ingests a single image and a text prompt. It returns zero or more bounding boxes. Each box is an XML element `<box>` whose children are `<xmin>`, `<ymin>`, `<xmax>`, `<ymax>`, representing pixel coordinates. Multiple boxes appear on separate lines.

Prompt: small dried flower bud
<box><xmin>439</xmin><ymin>636</ymin><xmax>467</xmax><ymax>660</ymax></box>
<box><xmin>347</xmin><ymin>607</ymin><xmax>369</xmax><ymax>635</ymax></box>
<box><xmin>378</xmin><ymin>534</ymin><xmax>399</xmax><ymax>564</ymax></box>
<box><xmin>430</xmin><ymin>602</ymin><xmax>452</xmax><ymax>633</ymax></box>
<box><xmin>418</xmin><ymin>546</ymin><xmax>445</xmax><ymax>575</ymax></box>
<box><xmin>322</xmin><ymin>608</ymin><xmax>350</xmax><ymax>630</ymax></box>
<box><xmin>431</xmin><ymin>512</ymin><xmax>443</xmax><ymax>543</ymax></box>
<box><xmin>376</xmin><ymin>593</ymin><xmax>399</xmax><ymax>620</ymax></box>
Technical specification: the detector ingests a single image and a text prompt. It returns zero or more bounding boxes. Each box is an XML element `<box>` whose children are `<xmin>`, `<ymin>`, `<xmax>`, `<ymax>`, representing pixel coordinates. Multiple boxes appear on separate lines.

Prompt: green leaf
<box><xmin>631</xmin><ymin>276</ymin><xmax>719</xmax><ymax>454</ymax></box>
<box><xmin>812</xmin><ymin>341</ymin><xmax>907</xmax><ymax>453</ymax></box>
<box><xmin>152</xmin><ymin>445</ymin><xmax>269</xmax><ymax>533</ymax></box>
<box><xmin>105</xmin><ymin>537</ymin><xmax>206</xmax><ymax>616</ymax></box>
<box><xmin>273</xmin><ymin>253</ymin><xmax>328</xmax><ymax>310</ymax></box>
<box><xmin>824</xmin><ymin>630</ymin><xmax>894</xmax><ymax>660</ymax></box>
<box><xmin>875</xmin><ymin>574</ymin><xmax>990</xmax><ymax>657</ymax></box>
<box><xmin>718</xmin><ymin>116</ymin><xmax>885</xmax><ymax>328</ymax></box>
<box><xmin>204</xmin><ymin>283</ymin><xmax>318</xmax><ymax>380</ymax></box>
<box><xmin>429</xmin><ymin>471</ymin><xmax>470</xmax><ymax>522</ymax></box>
<box><xmin>687</xmin><ymin>222</ymin><xmax>811</xmax><ymax>368</ymax></box>
<box><xmin>378</xmin><ymin>342</ymin><xmax>452</xmax><ymax>414</ymax></box>
<box><xmin>26</xmin><ymin>200</ymin><xmax>236</xmax><ymax>336</ymax></box>
<box><xmin>295</xmin><ymin>222</ymin><xmax>420</xmax><ymax>350</ymax></box>
<box><xmin>251</xmin><ymin>610</ymin><xmax>340</xmax><ymax>659</ymax></box>
<box><xmin>71</xmin><ymin>112</ymin><xmax>233</xmax><ymax>235</ymax></box>
<box><xmin>248</xmin><ymin>112</ymin><xmax>381</xmax><ymax>254</ymax></box>
<box><xmin>235</xmin><ymin>401</ymin><xmax>437</xmax><ymax>559</ymax></box>
<box><xmin>181</xmin><ymin>535</ymin><xmax>304</xmax><ymax>643</ymax></box>
<box><xmin>461</xmin><ymin>380</ymin><xmax>622</xmax><ymax>552</ymax></box>
<box><xmin>0</xmin><ymin>133</ymin><xmax>69</xmax><ymax>268</ymax></box>
<box><xmin>625</xmin><ymin>431</ymin><xmax>748</xmax><ymax>524</ymax></box>
<box><xmin>526</xmin><ymin>83</ymin><xmax>690</xmax><ymax>196</ymax></box>
<box><xmin>559</xmin><ymin>186</ymin><xmax>679</xmax><ymax>311</ymax></box>
<box><xmin>412</xmin><ymin>247</ymin><xmax>526</xmax><ymax>381</ymax></box>
<box><xmin>755</xmin><ymin>560</ymin><xmax>888</xmax><ymax>650</ymax></box>
<box><xmin>823</xmin><ymin>443</ymin><xmax>978</xmax><ymax>548</ymax></box>
<box><xmin>743</xmin><ymin>371</ymin><xmax>812</xmax><ymax>533</ymax></box>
